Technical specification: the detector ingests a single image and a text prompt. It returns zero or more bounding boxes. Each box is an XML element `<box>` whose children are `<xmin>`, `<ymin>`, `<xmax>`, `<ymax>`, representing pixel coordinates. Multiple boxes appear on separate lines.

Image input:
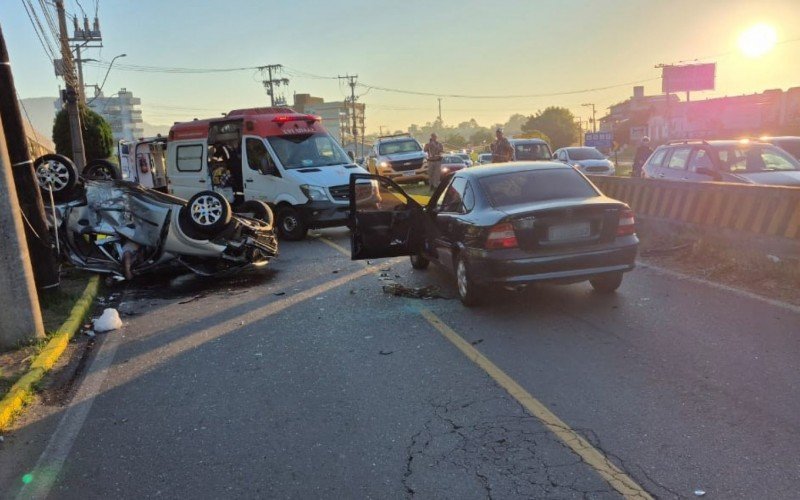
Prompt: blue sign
<box><xmin>585</xmin><ymin>132</ymin><xmax>613</xmax><ymax>148</ymax></box>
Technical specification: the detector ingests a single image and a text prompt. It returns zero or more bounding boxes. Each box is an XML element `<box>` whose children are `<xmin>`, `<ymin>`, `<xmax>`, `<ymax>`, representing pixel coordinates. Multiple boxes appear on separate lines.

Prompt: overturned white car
<box><xmin>36</xmin><ymin>154</ymin><xmax>278</xmax><ymax>280</ymax></box>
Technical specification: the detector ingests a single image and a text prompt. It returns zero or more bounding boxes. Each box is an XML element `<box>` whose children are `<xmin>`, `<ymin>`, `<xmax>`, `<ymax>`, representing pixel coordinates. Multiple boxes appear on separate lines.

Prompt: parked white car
<box><xmin>554</xmin><ymin>147</ymin><xmax>615</xmax><ymax>176</ymax></box>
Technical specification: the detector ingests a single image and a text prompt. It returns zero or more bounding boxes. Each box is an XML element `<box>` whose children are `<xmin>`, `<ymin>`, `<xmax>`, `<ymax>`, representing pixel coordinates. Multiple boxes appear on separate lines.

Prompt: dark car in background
<box><xmin>643</xmin><ymin>139</ymin><xmax>800</xmax><ymax>186</ymax></box>
<box><xmin>440</xmin><ymin>155</ymin><xmax>468</xmax><ymax>176</ymax></box>
<box><xmin>349</xmin><ymin>162</ymin><xmax>638</xmax><ymax>306</ymax></box>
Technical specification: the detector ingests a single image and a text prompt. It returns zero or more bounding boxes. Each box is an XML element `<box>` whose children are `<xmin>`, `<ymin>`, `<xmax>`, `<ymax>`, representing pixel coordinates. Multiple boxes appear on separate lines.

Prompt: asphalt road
<box><xmin>1</xmin><ymin>228</ymin><xmax>799</xmax><ymax>499</ymax></box>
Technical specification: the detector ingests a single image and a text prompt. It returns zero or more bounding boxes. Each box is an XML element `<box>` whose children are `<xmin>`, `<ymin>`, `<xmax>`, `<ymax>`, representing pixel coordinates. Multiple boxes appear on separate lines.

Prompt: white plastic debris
<box><xmin>766</xmin><ymin>254</ymin><xmax>781</xmax><ymax>263</ymax></box>
<box><xmin>93</xmin><ymin>308</ymin><xmax>123</xmax><ymax>333</ymax></box>
<box><xmin>694</xmin><ymin>489</ymin><xmax>706</xmax><ymax>497</ymax></box>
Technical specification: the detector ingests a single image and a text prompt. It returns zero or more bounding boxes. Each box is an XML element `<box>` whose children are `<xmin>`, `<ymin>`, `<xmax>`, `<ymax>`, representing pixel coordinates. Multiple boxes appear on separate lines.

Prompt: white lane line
<box><xmin>16</xmin><ymin>327</ymin><xmax>124</xmax><ymax>500</ymax></box>
<box><xmin>637</xmin><ymin>261</ymin><xmax>800</xmax><ymax>314</ymax></box>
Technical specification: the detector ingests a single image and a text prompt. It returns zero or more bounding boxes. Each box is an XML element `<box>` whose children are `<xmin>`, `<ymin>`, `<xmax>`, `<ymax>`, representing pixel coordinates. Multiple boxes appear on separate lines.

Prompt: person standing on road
<box><xmin>491</xmin><ymin>128</ymin><xmax>514</xmax><ymax>163</ymax></box>
<box><xmin>632</xmin><ymin>136</ymin><xmax>653</xmax><ymax>177</ymax></box>
<box><xmin>424</xmin><ymin>133</ymin><xmax>444</xmax><ymax>190</ymax></box>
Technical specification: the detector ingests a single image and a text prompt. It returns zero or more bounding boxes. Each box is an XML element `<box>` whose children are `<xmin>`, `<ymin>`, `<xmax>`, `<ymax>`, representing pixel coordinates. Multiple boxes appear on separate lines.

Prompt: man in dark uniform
<box><xmin>632</xmin><ymin>136</ymin><xmax>653</xmax><ymax>177</ymax></box>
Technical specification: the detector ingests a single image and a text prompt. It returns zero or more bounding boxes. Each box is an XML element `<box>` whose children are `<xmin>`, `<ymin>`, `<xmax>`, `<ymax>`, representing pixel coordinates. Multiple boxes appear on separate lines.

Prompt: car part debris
<box><xmin>694</xmin><ymin>490</ymin><xmax>706</xmax><ymax>497</ymax></box>
<box><xmin>382</xmin><ymin>283</ymin><xmax>450</xmax><ymax>299</ymax></box>
<box><xmin>93</xmin><ymin>308</ymin><xmax>123</xmax><ymax>332</ymax></box>
<box><xmin>379</xmin><ymin>350</ymin><xmax>394</xmax><ymax>355</ymax></box>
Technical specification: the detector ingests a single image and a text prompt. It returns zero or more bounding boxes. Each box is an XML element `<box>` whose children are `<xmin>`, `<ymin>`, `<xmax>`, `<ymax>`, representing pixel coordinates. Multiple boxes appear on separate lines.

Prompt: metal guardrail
<box><xmin>588</xmin><ymin>176</ymin><xmax>800</xmax><ymax>240</ymax></box>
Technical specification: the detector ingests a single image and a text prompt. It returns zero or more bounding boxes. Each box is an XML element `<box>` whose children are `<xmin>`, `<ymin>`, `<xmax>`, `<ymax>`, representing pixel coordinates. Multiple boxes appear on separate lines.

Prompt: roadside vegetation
<box><xmin>0</xmin><ymin>269</ymin><xmax>91</xmax><ymax>399</ymax></box>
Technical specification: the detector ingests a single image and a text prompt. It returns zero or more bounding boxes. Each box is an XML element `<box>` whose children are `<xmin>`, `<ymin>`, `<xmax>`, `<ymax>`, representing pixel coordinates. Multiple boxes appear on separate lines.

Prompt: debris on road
<box><xmin>273</xmin><ymin>292</ymin><xmax>286</xmax><ymax>296</ymax></box>
<box><xmin>641</xmin><ymin>242</ymin><xmax>693</xmax><ymax>256</ymax></box>
<box><xmin>379</xmin><ymin>350</ymin><xmax>394</xmax><ymax>355</ymax></box>
<box><xmin>694</xmin><ymin>489</ymin><xmax>706</xmax><ymax>497</ymax></box>
<box><xmin>382</xmin><ymin>283</ymin><xmax>450</xmax><ymax>299</ymax></box>
<box><xmin>470</xmin><ymin>339</ymin><xmax>484</xmax><ymax>346</ymax></box>
<box><xmin>93</xmin><ymin>308</ymin><xmax>123</xmax><ymax>333</ymax></box>
<box><xmin>766</xmin><ymin>254</ymin><xmax>781</xmax><ymax>263</ymax></box>
<box><xmin>178</xmin><ymin>294</ymin><xmax>207</xmax><ymax>304</ymax></box>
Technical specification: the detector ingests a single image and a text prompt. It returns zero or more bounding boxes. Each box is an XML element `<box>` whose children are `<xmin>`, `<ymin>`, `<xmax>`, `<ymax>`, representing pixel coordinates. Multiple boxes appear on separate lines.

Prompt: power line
<box><xmin>356</xmin><ymin>77</ymin><xmax>660</xmax><ymax>100</ymax></box>
<box><xmin>84</xmin><ymin>59</ymin><xmax>263</xmax><ymax>74</ymax></box>
<box><xmin>20</xmin><ymin>0</ymin><xmax>57</xmax><ymax>61</ymax></box>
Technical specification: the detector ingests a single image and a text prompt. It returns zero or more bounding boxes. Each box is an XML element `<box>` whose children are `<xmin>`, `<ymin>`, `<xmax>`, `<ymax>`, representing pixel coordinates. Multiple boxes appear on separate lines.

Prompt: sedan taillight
<box><xmin>486</xmin><ymin>222</ymin><xmax>519</xmax><ymax>249</ymax></box>
<box><xmin>616</xmin><ymin>208</ymin><xmax>635</xmax><ymax>236</ymax></box>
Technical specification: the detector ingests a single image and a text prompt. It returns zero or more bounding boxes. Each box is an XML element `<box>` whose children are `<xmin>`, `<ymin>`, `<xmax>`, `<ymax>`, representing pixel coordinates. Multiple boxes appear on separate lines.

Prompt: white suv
<box><xmin>366</xmin><ymin>134</ymin><xmax>428</xmax><ymax>184</ymax></box>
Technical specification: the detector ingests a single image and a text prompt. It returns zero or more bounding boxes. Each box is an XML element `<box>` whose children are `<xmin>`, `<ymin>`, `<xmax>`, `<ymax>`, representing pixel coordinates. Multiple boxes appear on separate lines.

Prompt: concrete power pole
<box><xmin>438</xmin><ymin>97</ymin><xmax>442</xmax><ymax>122</ymax></box>
<box><xmin>260</xmin><ymin>64</ymin><xmax>289</xmax><ymax>107</ymax></box>
<box><xmin>0</xmin><ymin>23</ymin><xmax>60</xmax><ymax>290</ymax></box>
<box><xmin>70</xmin><ymin>15</ymin><xmax>104</xmax><ymax>104</ymax></box>
<box><xmin>55</xmin><ymin>0</ymin><xmax>86</xmax><ymax>170</ymax></box>
<box><xmin>339</xmin><ymin>75</ymin><xmax>358</xmax><ymax>153</ymax></box>
<box><xmin>582</xmin><ymin>103</ymin><xmax>597</xmax><ymax>133</ymax></box>
<box><xmin>0</xmin><ymin>113</ymin><xmax>45</xmax><ymax>349</ymax></box>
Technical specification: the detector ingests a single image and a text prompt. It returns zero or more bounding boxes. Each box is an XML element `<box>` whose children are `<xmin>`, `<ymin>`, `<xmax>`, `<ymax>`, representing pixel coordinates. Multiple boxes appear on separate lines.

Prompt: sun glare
<box><xmin>738</xmin><ymin>24</ymin><xmax>777</xmax><ymax>58</ymax></box>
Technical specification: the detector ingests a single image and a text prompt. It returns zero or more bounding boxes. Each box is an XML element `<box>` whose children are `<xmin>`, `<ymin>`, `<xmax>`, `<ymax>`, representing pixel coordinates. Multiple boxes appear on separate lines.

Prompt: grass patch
<box><xmin>637</xmin><ymin>219</ymin><xmax>800</xmax><ymax>305</ymax></box>
<box><xmin>0</xmin><ymin>269</ymin><xmax>93</xmax><ymax>398</ymax></box>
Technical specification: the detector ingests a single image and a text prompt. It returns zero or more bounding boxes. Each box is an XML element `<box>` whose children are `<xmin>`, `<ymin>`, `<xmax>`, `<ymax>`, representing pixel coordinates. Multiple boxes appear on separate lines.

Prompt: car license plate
<box><xmin>548</xmin><ymin>222</ymin><xmax>590</xmax><ymax>241</ymax></box>
<box><xmin>402</xmin><ymin>171</ymin><xmax>416</xmax><ymax>177</ymax></box>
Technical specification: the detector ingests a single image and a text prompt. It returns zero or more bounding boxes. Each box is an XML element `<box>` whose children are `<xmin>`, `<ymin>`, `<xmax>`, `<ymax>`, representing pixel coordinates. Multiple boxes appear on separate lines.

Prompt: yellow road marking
<box><xmin>419</xmin><ymin>308</ymin><xmax>652</xmax><ymax>500</ymax></box>
<box><xmin>316</xmin><ymin>234</ymin><xmax>352</xmax><ymax>257</ymax></box>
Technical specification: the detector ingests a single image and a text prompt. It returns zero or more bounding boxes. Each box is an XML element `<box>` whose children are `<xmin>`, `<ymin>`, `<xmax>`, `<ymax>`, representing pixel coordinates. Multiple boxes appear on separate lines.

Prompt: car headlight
<box><xmin>379</xmin><ymin>161</ymin><xmax>390</xmax><ymax>168</ymax></box>
<box><xmin>300</xmin><ymin>184</ymin><xmax>329</xmax><ymax>202</ymax></box>
<box><xmin>573</xmin><ymin>163</ymin><xmax>582</xmax><ymax>168</ymax></box>
<box><xmin>441</xmin><ymin>166</ymin><xmax>449</xmax><ymax>173</ymax></box>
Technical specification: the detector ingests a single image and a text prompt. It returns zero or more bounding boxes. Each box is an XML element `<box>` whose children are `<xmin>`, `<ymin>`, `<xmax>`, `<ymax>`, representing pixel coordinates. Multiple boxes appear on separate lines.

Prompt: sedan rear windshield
<box><xmin>479</xmin><ymin>168</ymin><xmax>598</xmax><ymax>207</ymax></box>
<box><xmin>378</xmin><ymin>140</ymin><xmax>421</xmax><ymax>155</ymax></box>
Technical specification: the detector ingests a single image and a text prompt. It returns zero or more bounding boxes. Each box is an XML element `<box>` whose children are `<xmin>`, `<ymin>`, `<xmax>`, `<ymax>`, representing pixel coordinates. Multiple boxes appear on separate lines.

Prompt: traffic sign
<box><xmin>585</xmin><ymin>132</ymin><xmax>613</xmax><ymax>148</ymax></box>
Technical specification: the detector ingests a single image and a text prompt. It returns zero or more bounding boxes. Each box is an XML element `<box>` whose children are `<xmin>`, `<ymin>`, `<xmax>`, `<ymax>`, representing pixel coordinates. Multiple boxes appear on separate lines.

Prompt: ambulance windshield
<box><xmin>267</xmin><ymin>133</ymin><xmax>352</xmax><ymax>169</ymax></box>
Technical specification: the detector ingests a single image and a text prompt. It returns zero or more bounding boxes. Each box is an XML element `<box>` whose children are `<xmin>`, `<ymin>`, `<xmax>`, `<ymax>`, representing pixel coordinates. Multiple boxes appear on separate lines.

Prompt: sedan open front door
<box><xmin>348</xmin><ymin>174</ymin><xmax>424</xmax><ymax>260</ymax></box>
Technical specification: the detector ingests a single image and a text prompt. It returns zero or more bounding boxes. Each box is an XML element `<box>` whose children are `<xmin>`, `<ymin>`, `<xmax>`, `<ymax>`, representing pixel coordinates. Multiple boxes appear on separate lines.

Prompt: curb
<box><xmin>0</xmin><ymin>275</ymin><xmax>100</xmax><ymax>431</ymax></box>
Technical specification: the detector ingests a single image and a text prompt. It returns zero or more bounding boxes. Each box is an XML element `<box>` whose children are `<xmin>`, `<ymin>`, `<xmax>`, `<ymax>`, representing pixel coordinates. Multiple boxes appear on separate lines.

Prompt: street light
<box><xmin>88</xmin><ymin>53</ymin><xmax>127</xmax><ymax>104</ymax></box>
<box><xmin>581</xmin><ymin>103</ymin><xmax>597</xmax><ymax>133</ymax></box>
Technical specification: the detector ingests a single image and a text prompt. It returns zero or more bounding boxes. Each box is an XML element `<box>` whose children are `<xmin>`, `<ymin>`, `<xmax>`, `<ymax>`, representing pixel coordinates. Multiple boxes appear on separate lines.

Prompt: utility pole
<box><xmin>339</xmin><ymin>74</ymin><xmax>359</xmax><ymax>154</ymax></box>
<box><xmin>259</xmin><ymin>64</ymin><xmax>289</xmax><ymax>106</ymax></box>
<box><xmin>437</xmin><ymin>97</ymin><xmax>442</xmax><ymax>122</ymax></box>
<box><xmin>0</xmin><ymin>24</ymin><xmax>60</xmax><ymax>290</ymax></box>
<box><xmin>55</xmin><ymin>0</ymin><xmax>86</xmax><ymax>171</ymax></box>
<box><xmin>0</xmin><ymin>113</ymin><xmax>45</xmax><ymax>348</ymax></box>
<box><xmin>582</xmin><ymin>103</ymin><xmax>597</xmax><ymax>133</ymax></box>
<box><xmin>69</xmin><ymin>14</ymin><xmax>103</xmax><ymax>104</ymax></box>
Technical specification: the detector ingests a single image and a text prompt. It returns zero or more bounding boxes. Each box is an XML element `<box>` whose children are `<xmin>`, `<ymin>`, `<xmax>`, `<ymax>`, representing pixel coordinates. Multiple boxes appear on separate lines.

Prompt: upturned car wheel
<box><xmin>455</xmin><ymin>256</ymin><xmax>483</xmax><ymax>307</ymax></box>
<box><xmin>183</xmin><ymin>191</ymin><xmax>232</xmax><ymax>235</ymax></box>
<box><xmin>589</xmin><ymin>272</ymin><xmax>623</xmax><ymax>293</ymax></box>
<box><xmin>82</xmin><ymin>159</ymin><xmax>121</xmax><ymax>181</ymax></box>
<box><xmin>235</xmin><ymin>200</ymin><xmax>273</xmax><ymax>227</ymax></box>
<box><xmin>276</xmin><ymin>206</ymin><xmax>308</xmax><ymax>241</ymax></box>
<box><xmin>34</xmin><ymin>154</ymin><xmax>79</xmax><ymax>202</ymax></box>
<box><xmin>410</xmin><ymin>252</ymin><xmax>429</xmax><ymax>270</ymax></box>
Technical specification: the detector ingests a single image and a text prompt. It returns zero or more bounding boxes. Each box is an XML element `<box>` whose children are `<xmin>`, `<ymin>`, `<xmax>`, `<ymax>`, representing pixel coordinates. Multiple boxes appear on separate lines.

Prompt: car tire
<box><xmin>276</xmin><ymin>205</ymin><xmax>308</xmax><ymax>241</ymax></box>
<box><xmin>34</xmin><ymin>154</ymin><xmax>79</xmax><ymax>202</ymax></box>
<box><xmin>589</xmin><ymin>272</ymin><xmax>623</xmax><ymax>293</ymax></box>
<box><xmin>410</xmin><ymin>252</ymin><xmax>429</xmax><ymax>270</ymax></box>
<box><xmin>455</xmin><ymin>255</ymin><xmax>483</xmax><ymax>307</ymax></box>
<box><xmin>235</xmin><ymin>200</ymin><xmax>273</xmax><ymax>227</ymax></box>
<box><xmin>82</xmin><ymin>159</ymin><xmax>121</xmax><ymax>181</ymax></box>
<box><xmin>182</xmin><ymin>191</ymin><xmax>232</xmax><ymax>236</ymax></box>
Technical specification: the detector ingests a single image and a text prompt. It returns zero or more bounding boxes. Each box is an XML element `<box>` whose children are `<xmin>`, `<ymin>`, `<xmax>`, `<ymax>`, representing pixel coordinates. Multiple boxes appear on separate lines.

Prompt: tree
<box><xmin>521</xmin><ymin>107</ymin><xmax>580</xmax><ymax>149</ymax></box>
<box><xmin>503</xmin><ymin>114</ymin><xmax>528</xmax><ymax>135</ymax></box>
<box><xmin>53</xmin><ymin>105</ymin><xmax>114</xmax><ymax>162</ymax></box>
<box><xmin>444</xmin><ymin>133</ymin><xmax>467</xmax><ymax>150</ymax></box>
<box><xmin>469</xmin><ymin>129</ymin><xmax>493</xmax><ymax>147</ymax></box>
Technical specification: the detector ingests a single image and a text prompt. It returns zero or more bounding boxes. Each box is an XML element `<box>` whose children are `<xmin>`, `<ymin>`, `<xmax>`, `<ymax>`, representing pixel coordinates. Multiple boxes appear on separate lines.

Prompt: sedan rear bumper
<box><xmin>468</xmin><ymin>237</ymin><xmax>638</xmax><ymax>286</ymax></box>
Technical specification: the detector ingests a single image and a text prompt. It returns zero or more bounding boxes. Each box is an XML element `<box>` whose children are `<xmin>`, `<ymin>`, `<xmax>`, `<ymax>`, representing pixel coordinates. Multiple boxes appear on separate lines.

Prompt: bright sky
<box><xmin>3</xmin><ymin>0</ymin><xmax>800</xmax><ymax>133</ymax></box>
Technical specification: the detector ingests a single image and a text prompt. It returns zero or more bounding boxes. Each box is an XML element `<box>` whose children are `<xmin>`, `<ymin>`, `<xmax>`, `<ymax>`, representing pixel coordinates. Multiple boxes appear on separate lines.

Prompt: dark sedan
<box><xmin>348</xmin><ymin>162</ymin><xmax>638</xmax><ymax>306</ymax></box>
